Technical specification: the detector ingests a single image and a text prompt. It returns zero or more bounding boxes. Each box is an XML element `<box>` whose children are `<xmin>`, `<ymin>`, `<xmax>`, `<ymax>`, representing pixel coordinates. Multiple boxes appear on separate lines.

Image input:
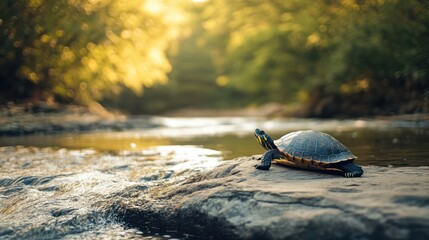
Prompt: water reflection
<box><xmin>0</xmin><ymin>117</ymin><xmax>428</xmax><ymax>166</ymax></box>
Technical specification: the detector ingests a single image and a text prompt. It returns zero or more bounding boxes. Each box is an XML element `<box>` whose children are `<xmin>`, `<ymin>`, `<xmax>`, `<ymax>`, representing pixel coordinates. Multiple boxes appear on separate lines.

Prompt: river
<box><xmin>1</xmin><ymin>116</ymin><xmax>428</xmax><ymax>239</ymax></box>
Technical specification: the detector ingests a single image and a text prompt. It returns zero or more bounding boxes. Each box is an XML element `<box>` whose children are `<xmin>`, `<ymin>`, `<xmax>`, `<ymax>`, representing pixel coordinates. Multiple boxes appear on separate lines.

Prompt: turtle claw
<box><xmin>344</xmin><ymin>170</ymin><xmax>363</xmax><ymax>178</ymax></box>
<box><xmin>255</xmin><ymin>164</ymin><xmax>270</xmax><ymax>170</ymax></box>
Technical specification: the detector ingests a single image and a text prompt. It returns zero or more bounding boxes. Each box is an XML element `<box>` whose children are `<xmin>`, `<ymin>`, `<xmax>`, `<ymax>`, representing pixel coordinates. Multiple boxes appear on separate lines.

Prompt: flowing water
<box><xmin>0</xmin><ymin>117</ymin><xmax>428</xmax><ymax>239</ymax></box>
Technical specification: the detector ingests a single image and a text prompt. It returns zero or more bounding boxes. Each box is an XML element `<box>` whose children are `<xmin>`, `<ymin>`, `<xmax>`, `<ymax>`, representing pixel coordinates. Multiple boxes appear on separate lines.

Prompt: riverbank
<box><xmin>0</xmin><ymin>102</ymin><xmax>133</xmax><ymax>136</ymax></box>
<box><xmin>1</xmin><ymin>102</ymin><xmax>429</xmax><ymax>136</ymax></box>
<box><xmin>0</xmin><ymin>102</ymin><xmax>293</xmax><ymax>136</ymax></box>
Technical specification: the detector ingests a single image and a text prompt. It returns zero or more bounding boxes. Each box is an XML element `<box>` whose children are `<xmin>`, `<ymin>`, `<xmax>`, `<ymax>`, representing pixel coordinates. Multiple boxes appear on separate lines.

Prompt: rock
<box><xmin>116</xmin><ymin>156</ymin><xmax>429</xmax><ymax>240</ymax></box>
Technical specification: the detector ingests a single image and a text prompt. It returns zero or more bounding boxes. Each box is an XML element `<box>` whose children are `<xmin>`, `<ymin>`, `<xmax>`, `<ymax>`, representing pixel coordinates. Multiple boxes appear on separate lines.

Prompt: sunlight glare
<box><xmin>144</xmin><ymin>0</ymin><xmax>163</xmax><ymax>14</ymax></box>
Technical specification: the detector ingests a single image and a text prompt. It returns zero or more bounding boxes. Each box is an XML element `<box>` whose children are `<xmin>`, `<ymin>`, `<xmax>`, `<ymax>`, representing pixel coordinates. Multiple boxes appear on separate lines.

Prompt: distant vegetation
<box><xmin>1</xmin><ymin>0</ymin><xmax>428</xmax><ymax>117</ymax></box>
<box><xmin>0</xmin><ymin>0</ymin><xmax>177</xmax><ymax>102</ymax></box>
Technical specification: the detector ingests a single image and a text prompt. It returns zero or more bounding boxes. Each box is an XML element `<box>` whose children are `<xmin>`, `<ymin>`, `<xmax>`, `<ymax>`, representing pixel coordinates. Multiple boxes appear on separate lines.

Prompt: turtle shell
<box><xmin>274</xmin><ymin>130</ymin><xmax>356</xmax><ymax>167</ymax></box>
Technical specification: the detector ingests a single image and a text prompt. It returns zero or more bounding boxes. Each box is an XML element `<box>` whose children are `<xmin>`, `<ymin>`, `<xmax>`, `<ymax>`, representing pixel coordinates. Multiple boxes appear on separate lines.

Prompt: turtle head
<box><xmin>254</xmin><ymin>128</ymin><xmax>276</xmax><ymax>150</ymax></box>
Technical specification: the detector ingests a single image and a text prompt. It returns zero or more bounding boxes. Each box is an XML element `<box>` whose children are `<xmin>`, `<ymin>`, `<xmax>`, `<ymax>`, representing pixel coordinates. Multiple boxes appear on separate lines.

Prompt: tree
<box><xmin>200</xmin><ymin>0</ymin><xmax>429</xmax><ymax>116</ymax></box>
<box><xmin>0</xmin><ymin>0</ymin><xmax>179</xmax><ymax>103</ymax></box>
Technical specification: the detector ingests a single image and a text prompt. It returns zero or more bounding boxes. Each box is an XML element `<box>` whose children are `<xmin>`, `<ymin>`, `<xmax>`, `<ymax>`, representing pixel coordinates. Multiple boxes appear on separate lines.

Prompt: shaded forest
<box><xmin>1</xmin><ymin>0</ymin><xmax>428</xmax><ymax>117</ymax></box>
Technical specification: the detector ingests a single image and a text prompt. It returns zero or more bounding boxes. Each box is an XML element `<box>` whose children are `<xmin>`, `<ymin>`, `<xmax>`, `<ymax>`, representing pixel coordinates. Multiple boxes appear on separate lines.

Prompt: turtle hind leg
<box><xmin>255</xmin><ymin>149</ymin><xmax>283</xmax><ymax>170</ymax></box>
<box><xmin>336</xmin><ymin>161</ymin><xmax>364</xmax><ymax>178</ymax></box>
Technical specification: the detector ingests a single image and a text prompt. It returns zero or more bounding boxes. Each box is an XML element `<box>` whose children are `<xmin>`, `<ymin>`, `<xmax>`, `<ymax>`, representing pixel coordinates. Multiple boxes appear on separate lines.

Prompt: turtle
<box><xmin>254</xmin><ymin>128</ymin><xmax>363</xmax><ymax>177</ymax></box>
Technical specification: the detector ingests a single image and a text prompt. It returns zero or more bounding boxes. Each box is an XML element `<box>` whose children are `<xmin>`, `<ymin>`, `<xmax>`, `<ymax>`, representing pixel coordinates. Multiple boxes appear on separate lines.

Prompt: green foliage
<box><xmin>200</xmin><ymin>0</ymin><xmax>429</xmax><ymax>115</ymax></box>
<box><xmin>0</xmin><ymin>0</ymin><xmax>176</xmax><ymax>103</ymax></box>
<box><xmin>1</xmin><ymin>0</ymin><xmax>428</xmax><ymax>116</ymax></box>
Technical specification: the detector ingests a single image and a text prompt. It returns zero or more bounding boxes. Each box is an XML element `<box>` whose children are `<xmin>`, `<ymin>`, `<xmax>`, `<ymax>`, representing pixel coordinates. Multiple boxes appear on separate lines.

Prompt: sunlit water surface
<box><xmin>2</xmin><ymin>116</ymin><xmax>428</xmax><ymax>166</ymax></box>
<box><xmin>0</xmin><ymin>117</ymin><xmax>428</xmax><ymax>239</ymax></box>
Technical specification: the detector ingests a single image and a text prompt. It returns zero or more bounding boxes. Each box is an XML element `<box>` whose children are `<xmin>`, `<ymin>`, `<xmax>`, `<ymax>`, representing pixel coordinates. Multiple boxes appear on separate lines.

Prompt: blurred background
<box><xmin>0</xmin><ymin>0</ymin><xmax>428</xmax><ymax>117</ymax></box>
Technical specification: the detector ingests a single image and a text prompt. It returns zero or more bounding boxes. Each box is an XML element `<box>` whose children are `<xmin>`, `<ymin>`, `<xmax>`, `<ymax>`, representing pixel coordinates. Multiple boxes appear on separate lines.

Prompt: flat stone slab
<box><xmin>118</xmin><ymin>156</ymin><xmax>429</xmax><ymax>240</ymax></box>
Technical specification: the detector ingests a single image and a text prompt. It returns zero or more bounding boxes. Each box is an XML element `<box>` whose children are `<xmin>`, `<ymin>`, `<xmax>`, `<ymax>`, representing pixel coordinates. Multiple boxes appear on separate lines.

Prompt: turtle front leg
<box><xmin>255</xmin><ymin>149</ymin><xmax>283</xmax><ymax>170</ymax></box>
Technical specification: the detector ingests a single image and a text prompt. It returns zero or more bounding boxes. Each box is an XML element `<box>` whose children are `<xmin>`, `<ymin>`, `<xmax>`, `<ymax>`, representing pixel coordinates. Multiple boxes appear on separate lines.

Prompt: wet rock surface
<box><xmin>1</xmin><ymin>146</ymin><xmax>429</xmax><ymax>239</ymax></box>
<box><xmin>118</xmin><ymin>156</ymin><xmax>429</xmax><ymax>240</ymax></box>
<box><xmin>0</xmin><ymin>146</ymin><xmax>221</xmax><ymax>240</ymax></box>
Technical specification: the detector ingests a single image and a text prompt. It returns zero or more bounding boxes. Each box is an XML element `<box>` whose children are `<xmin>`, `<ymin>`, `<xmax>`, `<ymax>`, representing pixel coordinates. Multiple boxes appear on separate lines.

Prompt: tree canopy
<box><xmin>1</xmin><ymin>0</ymin><xmax>428</xmax><ymax>116</ymax></box>
<box><xmin>198</xmin><ymin>0</ymin><xmax>429</xmax><ymax>115</ymax></box>
<box><xmin>0</xmin><ymin>0</ymin><xmax>179</xmax><ymax>103</ymax></box>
